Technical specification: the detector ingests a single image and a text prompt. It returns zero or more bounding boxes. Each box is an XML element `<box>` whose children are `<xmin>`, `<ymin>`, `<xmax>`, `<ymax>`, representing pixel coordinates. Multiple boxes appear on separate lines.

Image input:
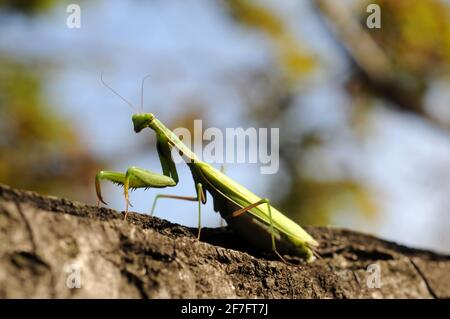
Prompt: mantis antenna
<box><xmin>140</xmin><ymin>74</ymin><xmax>151</xmax><ymax>112</ymax></box>
<box><xmin>100</xmin><ymin>72</ymin><xmax>136</xmax><ymax>112</ymax></box>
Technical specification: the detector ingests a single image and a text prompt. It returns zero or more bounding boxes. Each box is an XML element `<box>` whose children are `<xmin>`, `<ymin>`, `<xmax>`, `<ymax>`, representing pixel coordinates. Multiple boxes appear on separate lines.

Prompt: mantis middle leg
<box><xmin>150</xmin><ymin>183</ymin><xmax>205</xmax><ymax>239</ymax></box>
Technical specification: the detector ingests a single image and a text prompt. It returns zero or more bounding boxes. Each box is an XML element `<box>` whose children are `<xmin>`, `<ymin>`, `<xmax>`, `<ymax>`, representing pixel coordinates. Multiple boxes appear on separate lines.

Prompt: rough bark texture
<box><xmin>0</xmin><ymin>184</ymin><xmax>448</xmax><ymax>298</ymax></box>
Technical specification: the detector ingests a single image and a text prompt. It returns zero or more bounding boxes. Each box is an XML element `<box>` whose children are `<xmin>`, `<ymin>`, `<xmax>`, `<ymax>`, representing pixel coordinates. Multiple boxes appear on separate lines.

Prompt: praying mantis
<box><xmin>95</xmin><ymin>74</ymin><xmax>319</xmax><ymax>262</ymax></box>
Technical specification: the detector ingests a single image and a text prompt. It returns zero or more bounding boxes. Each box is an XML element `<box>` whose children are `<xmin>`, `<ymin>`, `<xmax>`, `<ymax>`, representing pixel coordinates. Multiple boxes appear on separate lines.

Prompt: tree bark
<box><xmin>0</xmin><ymin>184</ymin><xmax>448</xmax><ymax>298</ymax></box>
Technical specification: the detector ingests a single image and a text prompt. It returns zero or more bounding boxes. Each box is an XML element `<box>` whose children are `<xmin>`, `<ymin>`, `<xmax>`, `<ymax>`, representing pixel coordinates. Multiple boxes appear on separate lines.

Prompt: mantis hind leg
<box><xmin>150</xmin><ymin>183</ymin><xmax>205</xmax><ymax>240</ymax></box>
<box><xmin>229</xmin><ymin>198</ymin><xmax>287</xmax><ymax>263</ymax></box>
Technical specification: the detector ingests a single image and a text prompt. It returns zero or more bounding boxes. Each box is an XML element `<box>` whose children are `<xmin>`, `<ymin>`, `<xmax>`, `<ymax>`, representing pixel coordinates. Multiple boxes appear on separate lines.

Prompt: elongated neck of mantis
<box><xmin>150</xmin><ymin>118</ymin><xmax>199</xmax><ymax>163</ymax></box>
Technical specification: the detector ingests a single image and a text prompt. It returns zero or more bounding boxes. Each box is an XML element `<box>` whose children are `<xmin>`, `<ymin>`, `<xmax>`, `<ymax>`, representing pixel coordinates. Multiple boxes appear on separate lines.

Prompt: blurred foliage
<box><xmin>348</xmin><ymin>0</ymin><xmax>450</xmax><ymax>126</ymax></box>
<box><xmin>0</xmin><ymin>0</ymin><xmax>55</xmax><ymax>14</ymax></box>
<box><xmin>227</xmin><ymin>0</ymin><xmax>316</xmax><ymax>85</ymax></box>
<box><xmin>373</xmin><ymin>0</ymin><xmax>450</xmax><ymax>78</ymax></box>
<box><xmin>0</xmin><ymin>57</ymin><xmax>101</xmax><ymax>201</ymax></box>
<box><xmin>282</xmin><ymin>180</ymin><xmax>377</xmax><ymax>225</ymax></box>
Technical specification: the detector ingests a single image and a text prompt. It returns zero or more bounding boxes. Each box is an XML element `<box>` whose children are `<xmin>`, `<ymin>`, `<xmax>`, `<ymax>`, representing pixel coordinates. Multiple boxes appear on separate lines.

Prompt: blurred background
<box><xmin>0</xmin><ymin>0</ymin><xmax>449</xmax><ymax>254</ymax></box>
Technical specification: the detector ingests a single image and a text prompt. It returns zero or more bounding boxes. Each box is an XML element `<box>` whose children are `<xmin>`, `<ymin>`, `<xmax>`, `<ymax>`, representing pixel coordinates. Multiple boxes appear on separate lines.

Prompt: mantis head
<box><xmin>100</xmin><ymin>73</ymin><xmax>155</xmax><ymax>133</ymax></box>
<box><xmin>132</xmin><ymin>113</ymin><xmax>155</xmax><ymax>133</ymax></box>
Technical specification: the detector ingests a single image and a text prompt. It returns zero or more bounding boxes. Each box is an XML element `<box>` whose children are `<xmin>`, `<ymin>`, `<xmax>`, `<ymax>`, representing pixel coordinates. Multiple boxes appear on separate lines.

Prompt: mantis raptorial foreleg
<box><xmin>95</xmin><ymin>167</ymin><xmax>177</xmax><ymax>219</ymax></box>
<box><xmin>229</xmin><ymin>198</ymin><xmax>287</xmax><ymax>263</ymax></box>
<box><xmin>122</xmin><ymin>166</ymin><xmax>178</xmax><ymax>219</ymax></box>
<box><xmin>96</xmin><ymin>171</ymin><xmax>143</xmax><ymax>205</ymax></box>
<box><xmin>150</xmin><ymin>183</ymin><xmax>205</xmax><ymax>239</ymax></box>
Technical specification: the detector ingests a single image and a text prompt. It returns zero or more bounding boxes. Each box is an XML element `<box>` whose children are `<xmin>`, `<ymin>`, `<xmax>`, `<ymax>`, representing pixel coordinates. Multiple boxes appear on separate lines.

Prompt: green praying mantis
<box><xmin>95</xmin><ymin>74</ymin><xmax>319</xmax><ymax>262</ymax></box>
